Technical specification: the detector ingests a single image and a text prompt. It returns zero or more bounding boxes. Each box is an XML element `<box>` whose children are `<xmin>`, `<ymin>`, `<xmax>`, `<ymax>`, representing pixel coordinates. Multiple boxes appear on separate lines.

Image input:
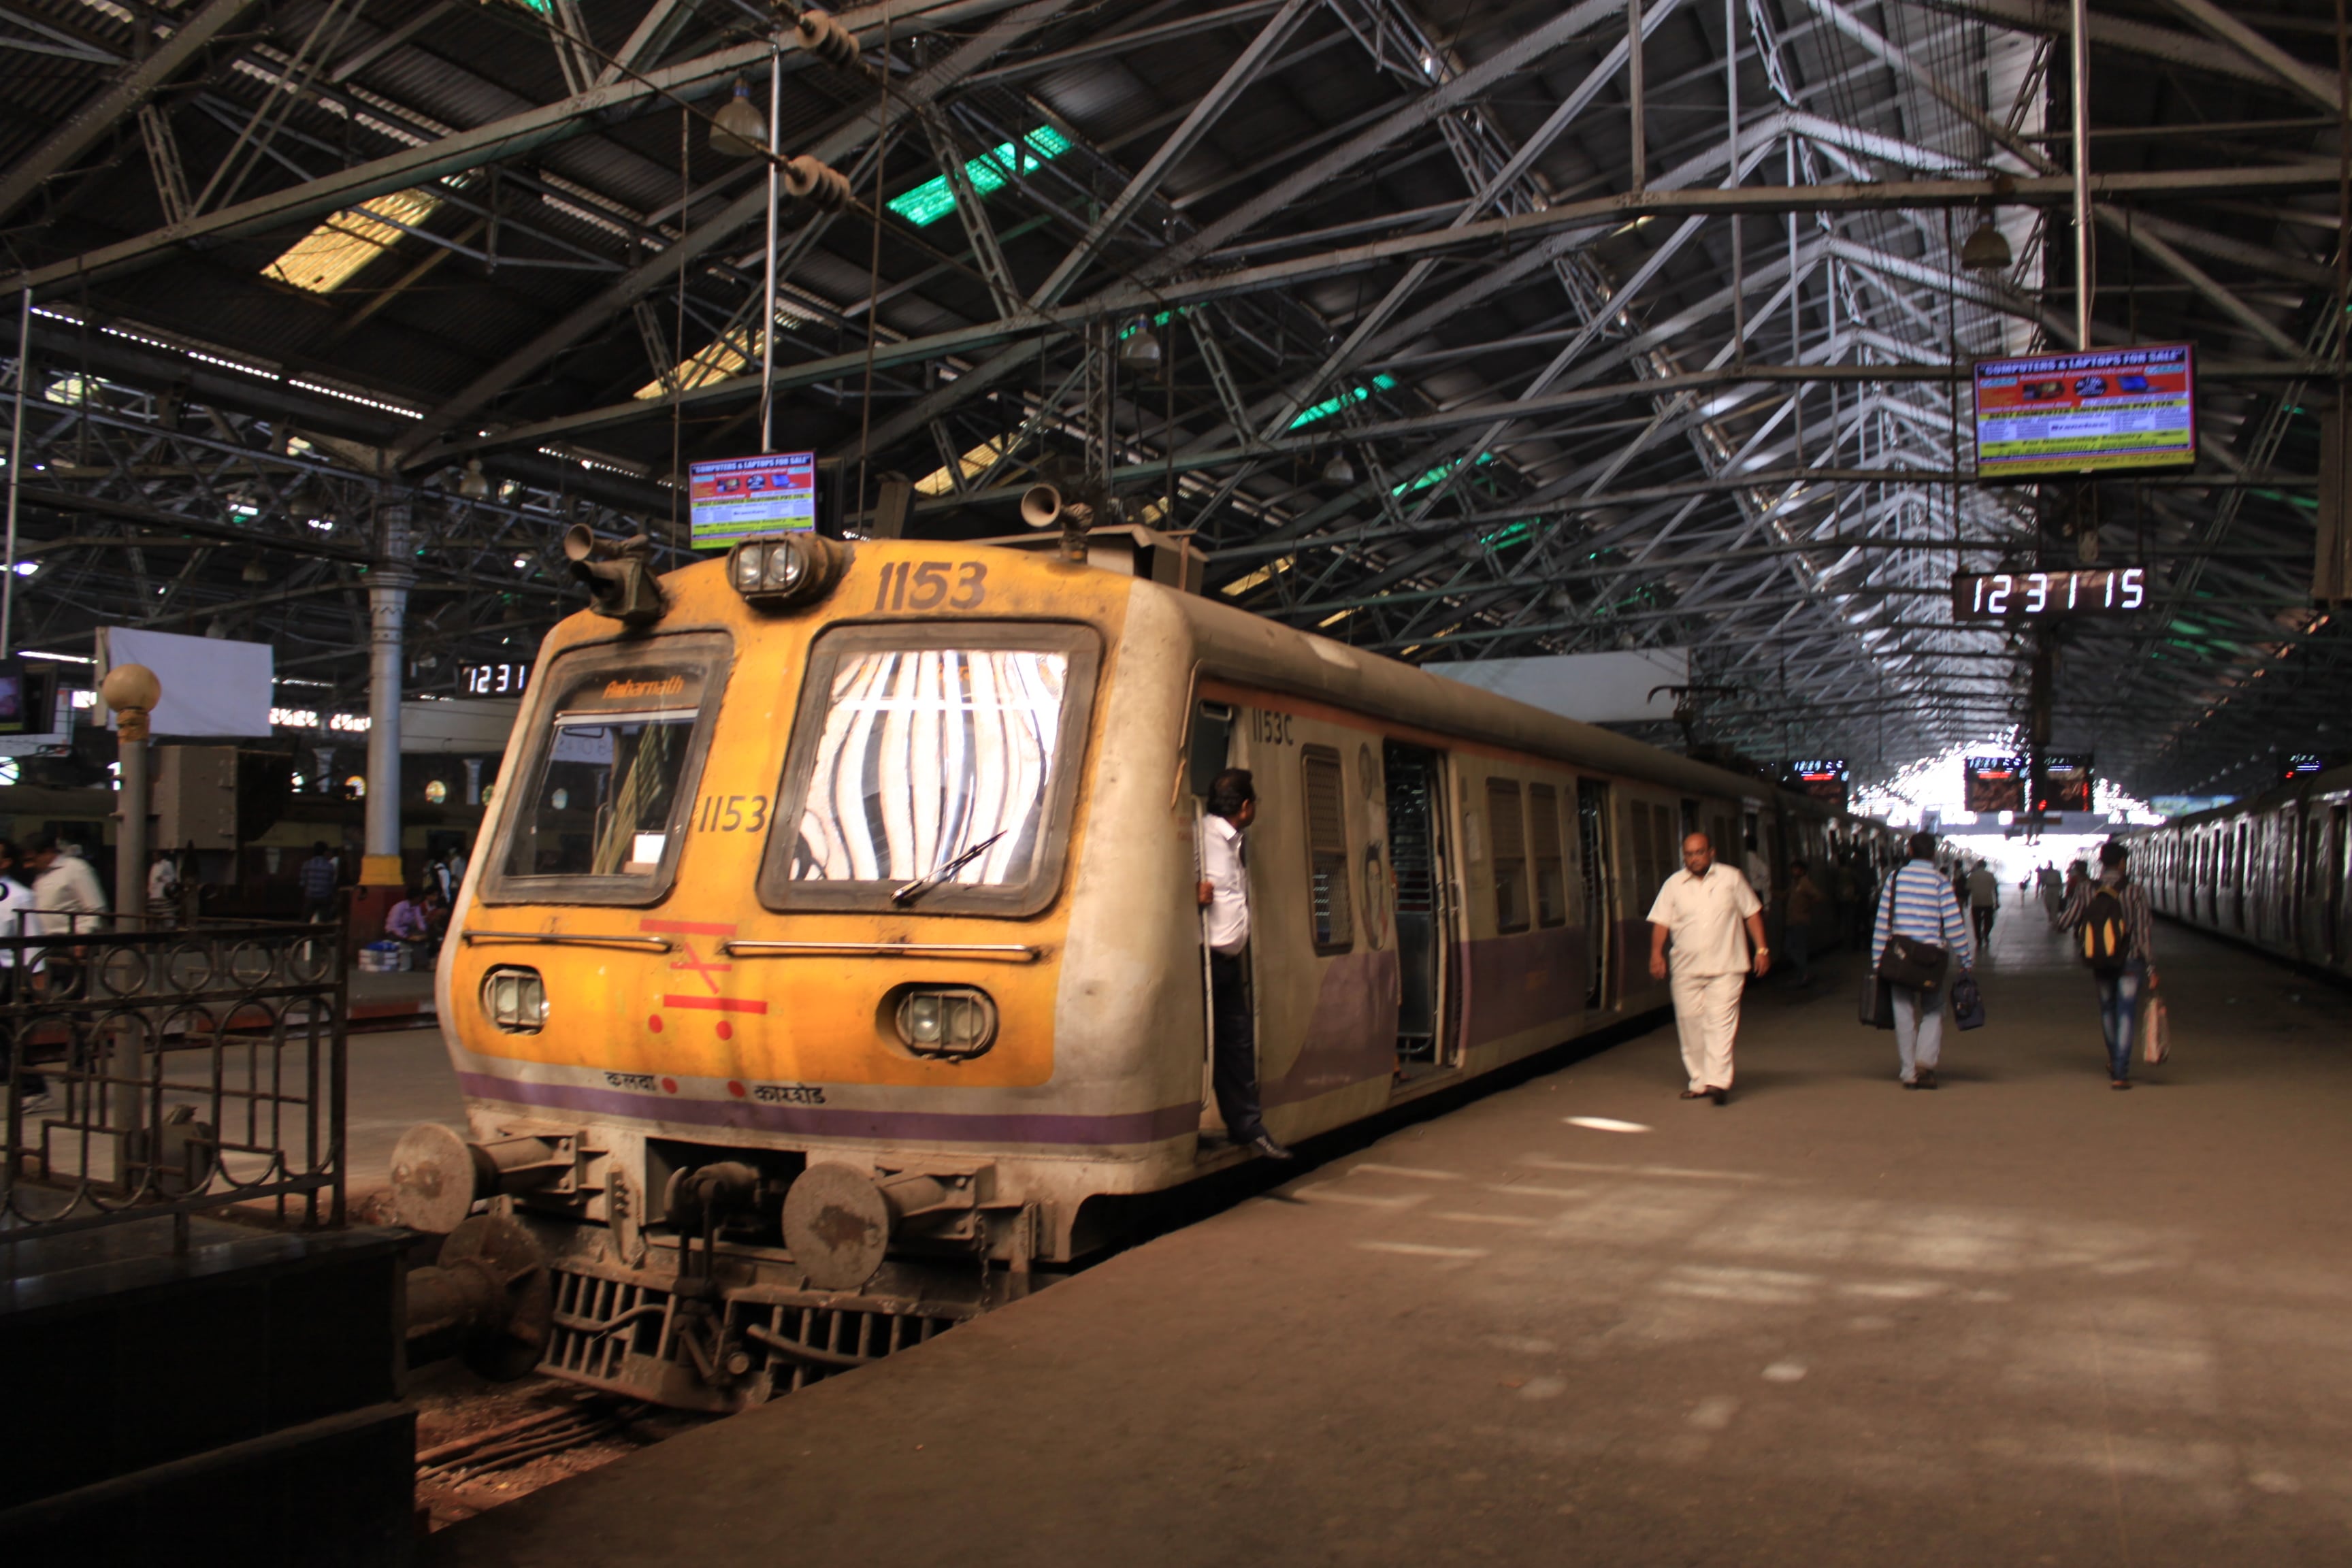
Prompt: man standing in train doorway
<box><xmin>1648</xmin><ymin>832</ymin><xmax>1770</xmax><ymax>1105</ymax></box>
<box><xmin>1197</xmin><ymin>768</ymin><xmax>1294</xmax><ymax>1160</ymax></box>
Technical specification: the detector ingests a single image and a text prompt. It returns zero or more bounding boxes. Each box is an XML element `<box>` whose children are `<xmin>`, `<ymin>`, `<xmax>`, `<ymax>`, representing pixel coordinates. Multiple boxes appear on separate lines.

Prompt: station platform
<box><xmin>429</xmin><ymin>899</ymin><xmax>2352</xmax><ymax>1567</ymax></box>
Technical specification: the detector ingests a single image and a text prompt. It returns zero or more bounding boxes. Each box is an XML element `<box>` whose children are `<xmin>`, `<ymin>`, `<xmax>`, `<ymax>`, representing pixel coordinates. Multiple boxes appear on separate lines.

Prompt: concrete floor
<box><xmin>431</xmin><ymin>899</ymin><xmax>2352</xmax><ymax>1567</ymax></box>
<box><xmin>345</xmin><ymin>978</ymin><xmax>466</xmax><ymax>1192</ymax></box>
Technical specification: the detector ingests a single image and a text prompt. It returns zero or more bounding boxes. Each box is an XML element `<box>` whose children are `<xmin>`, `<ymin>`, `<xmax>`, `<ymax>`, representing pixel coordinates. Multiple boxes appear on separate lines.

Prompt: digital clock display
<box><xmin>1951</xmin><ymin>568</ymin><xmax>2146</xmax><ymax>621</ymax></box>
<box><xmin>460</xmin><ymin>662</ymin><xmax>531</xmax><ymax>697</ymax></box>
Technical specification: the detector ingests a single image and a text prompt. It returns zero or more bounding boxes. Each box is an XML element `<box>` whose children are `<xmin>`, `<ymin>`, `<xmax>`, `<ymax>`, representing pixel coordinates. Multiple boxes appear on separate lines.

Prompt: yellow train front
<box><xmin>412</xmin><ymin>524</ymin><xmax>1872</xmax><ymax>1410</ymax></box>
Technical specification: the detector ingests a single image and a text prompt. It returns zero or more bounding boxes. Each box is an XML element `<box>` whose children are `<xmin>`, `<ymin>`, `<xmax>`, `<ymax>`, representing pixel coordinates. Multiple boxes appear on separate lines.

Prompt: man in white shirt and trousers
<box><xmin>1648</xmin><ymin>831</ymin><xmax>1770</xmax><ymax>1105</ymax></box>
<box><xmin>1196</xmin><ymin>768</ymin><xmax>1292</xmax><ymax>1160</ymax></box>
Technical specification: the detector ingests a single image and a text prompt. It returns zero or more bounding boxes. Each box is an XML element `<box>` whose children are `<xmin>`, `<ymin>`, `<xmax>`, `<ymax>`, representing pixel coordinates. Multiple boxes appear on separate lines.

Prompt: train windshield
<box><xmin>509</xmin><ymin>710</ymin><xmax>697</xmax><ymax>878</ymax></box>
<box><xmin>763</xmin><ymin>625</ymin><xmax>1100</xmax><ymax>915</ymax></box>
<box><xmin>483</xmin><ymin>636</ymin><xmax>730</xmax><ymax>904</ymax></box>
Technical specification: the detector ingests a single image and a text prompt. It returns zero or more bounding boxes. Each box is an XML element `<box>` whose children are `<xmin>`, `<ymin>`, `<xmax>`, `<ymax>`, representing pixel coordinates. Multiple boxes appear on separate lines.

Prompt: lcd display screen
<box><xmin>689</xmin><ymin>451</ymin><xmax>817</xmax><ymax>548</ymax></box>
<box><xmin>2035</xmin><ymin>754</ymin><xmax>2094</xmax><ymax>814</ymax></box>
<box><xmin>1972</xmin><ymin>344</ymin><xmax>2195</xmax><ymax>478</ymax></box>
<box><xmin>1963</xmin><ymin>755</ymin><xmax>2025</xmax><ymax>815</ymax></box>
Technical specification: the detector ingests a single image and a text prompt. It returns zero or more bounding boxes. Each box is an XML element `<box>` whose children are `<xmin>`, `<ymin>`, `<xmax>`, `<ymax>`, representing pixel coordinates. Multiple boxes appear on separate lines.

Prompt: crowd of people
<box><xmin>1645</xmin><ymin>830</ymin><xmax>2161</xmax><ymax>1103</ymax></box>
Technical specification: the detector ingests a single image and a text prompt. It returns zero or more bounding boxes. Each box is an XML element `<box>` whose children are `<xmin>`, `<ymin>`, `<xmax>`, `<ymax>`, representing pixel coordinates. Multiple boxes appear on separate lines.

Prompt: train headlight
<box><xmin>892</xmin><ymin>986</ymin><xmax>997</xmax><ymax>1060</ymax></box>
<box><xmin>482</xmin><ymin>966</ymin><xmax>548</xmax><ymax>1032</ymax></box>
<box><xmin>726</xmin><ymin>534</ymin><xmax>846</xmax><ymax>610</ymax></box>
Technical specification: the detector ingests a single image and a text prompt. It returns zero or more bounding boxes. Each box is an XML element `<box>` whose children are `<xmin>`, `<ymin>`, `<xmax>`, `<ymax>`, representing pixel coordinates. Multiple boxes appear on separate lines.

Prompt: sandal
<box><xmin>1680</xmin><ymin>1088</ymin><xmax>1708</xmax><ymax>1099</ymax></box>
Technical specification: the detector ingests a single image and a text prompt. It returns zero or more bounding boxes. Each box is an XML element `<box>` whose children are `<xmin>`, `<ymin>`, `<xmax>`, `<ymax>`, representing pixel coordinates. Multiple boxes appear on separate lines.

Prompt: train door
<box><xmin>1186</xmin><ymin>699</ymin><xmax>1237</xmax><ymax>1132</ymax></box>
<box><xmin>1577</xmin><ymin>779</ymin><xmax>1616</xmax><ymax>1009</ymax></box>
<box><xmin>2329</xmin><ymin>806</ymin><xmax>2349</xmax><ymax>968</ymax></box>
<box><xmin>2232</xmin><ymin>822</ymin><xmax>2249</xmax><ymax>931</ymax></box>
<box><xmin>1384</xmin><ymin>740</ymin><xmax>1454</xmax><ymax>1068</ymax></box>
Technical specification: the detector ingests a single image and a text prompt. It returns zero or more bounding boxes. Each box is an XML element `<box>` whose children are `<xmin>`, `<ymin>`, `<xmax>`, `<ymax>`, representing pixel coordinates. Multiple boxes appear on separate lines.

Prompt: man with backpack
<box><xmin>2059</xmin><ymin>840</ymin><xmax>2159</xmax><ymax>1090</ymax></box>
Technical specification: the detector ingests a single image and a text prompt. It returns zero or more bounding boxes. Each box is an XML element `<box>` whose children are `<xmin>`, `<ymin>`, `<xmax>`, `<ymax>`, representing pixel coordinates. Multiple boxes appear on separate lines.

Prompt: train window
<box><xmin>1529</xmin><ymin>783</ymin><xmax>1566</xmax><ymax>927</ymax></box>
<box><xmin>1302</xmin><ymin>747</ymin><xmax>1354</xmax><ymax>952</ymax></box>
<box><xmin>1489</xmin><ymin>779</ymin><xmax>1530</xmax><ymax>934</ymax></box>
<box><xmin>480</xmin><ymin>634</ymin><xmax>731</xmax><ymax>906</ymax></box>
<box><xmin>759</xmin><ymin>623</ymin><xmax>1102</xmax><ymax>916</ymax></box>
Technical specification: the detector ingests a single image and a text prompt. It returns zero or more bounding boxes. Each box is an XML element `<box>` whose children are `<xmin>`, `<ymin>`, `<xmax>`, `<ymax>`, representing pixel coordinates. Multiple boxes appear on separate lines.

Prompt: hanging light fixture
<box><xmin>709</xmin><ymin>77</ymin><xmax>768</xmax><ymax>159</ymax></box>
<box><xmin>1322</xmin><ymin>450</ymin><xmax>1356</xmax><ymax>485</ymax></box>
<box><xmin>1118</xmin><ymin>318</ymin><xmax>1162</xmax><ymax>374</ymax></box>
<box><xmin>242</xmin><ymin>558</ymin><xmax>269</xmax><ymax>583</ymax></box>
<box><xmin>459</xmin><ymin>457</ymin><xmax>490</xmax><ymax>500</ymax></box>
<box><xmin>1960</xmin><ymin>210</ymin><xmax>2012</xmax><ymax>272</ymax></box>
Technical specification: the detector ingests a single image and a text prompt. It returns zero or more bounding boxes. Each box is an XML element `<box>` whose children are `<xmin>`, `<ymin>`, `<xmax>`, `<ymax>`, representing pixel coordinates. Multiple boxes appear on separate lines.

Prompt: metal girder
<box><xmin>2154</xmin><ymin>0</ymin><xmax>2343</xmax><ymax>114</ymax></box>
<box><xmin>390</xmin><ymin>0</ymin><xmax>1079</xmax><ymax>465</ymax></box>
<box><xmin>433</xmin><ymin>161</ymin><xmax>2342</xmax><ymax>461</ymax></box>
<box><xmin>0</xmin><ymin>0</ymin><xmax>267</xmax><ymax>222</ymax></box>
<box><xmin>0</xmin><ymin>0</ymin><xmax>1041</xmax><ymax>299</ymax></box>
<box><xmin>1138</xmin><ymin>0</ymin><xmax>1629</xmax><ymax>282</ymax></box>
<box><xmin>1028</xmin><ymin>0</ymin><xmax>1319</xmax><ymax>308</ymax></box>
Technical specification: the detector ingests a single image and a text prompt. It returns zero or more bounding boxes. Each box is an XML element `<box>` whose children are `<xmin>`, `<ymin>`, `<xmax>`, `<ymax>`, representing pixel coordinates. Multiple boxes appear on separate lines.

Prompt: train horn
<box><xmin>562</xmin><ymin>524</ymin><xmax>666</xmax><ymax>624</ymax></box>
<box><xmin>1020</xmin><ymin>483</ymin><xmax>1096</xmax><ymax>564</ymax></box>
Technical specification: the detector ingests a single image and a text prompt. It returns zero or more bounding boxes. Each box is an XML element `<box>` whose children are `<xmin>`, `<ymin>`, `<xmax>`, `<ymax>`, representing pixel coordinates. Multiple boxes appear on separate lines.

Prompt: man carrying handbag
<box><xmin>1869</xmin><ymin>832</ymin><xmax>1976</xmax><ymax>1090</ymax></box>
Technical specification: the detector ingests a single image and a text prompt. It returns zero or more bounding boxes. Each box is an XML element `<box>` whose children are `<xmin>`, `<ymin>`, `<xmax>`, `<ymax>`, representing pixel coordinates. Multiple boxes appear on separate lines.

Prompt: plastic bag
<box><xmin>2141</xmin><ymin>992</ymin><xmax>2170</xmax><ymax>1065</ymax></box>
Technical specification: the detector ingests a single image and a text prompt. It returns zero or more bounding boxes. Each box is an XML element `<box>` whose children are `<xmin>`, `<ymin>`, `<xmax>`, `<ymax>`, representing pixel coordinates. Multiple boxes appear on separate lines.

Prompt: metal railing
<box><xmin>0</xmin><ymin>917</ymin><xmax>348</xmax><ymax>1245</ymax></box>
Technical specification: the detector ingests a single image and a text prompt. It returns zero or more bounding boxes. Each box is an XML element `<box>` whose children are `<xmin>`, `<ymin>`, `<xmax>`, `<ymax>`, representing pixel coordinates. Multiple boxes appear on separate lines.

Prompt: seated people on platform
<box><xmin>385</xmin><ymin>885</ymin><xmax>434</xmax><ymax>964</ymax></box>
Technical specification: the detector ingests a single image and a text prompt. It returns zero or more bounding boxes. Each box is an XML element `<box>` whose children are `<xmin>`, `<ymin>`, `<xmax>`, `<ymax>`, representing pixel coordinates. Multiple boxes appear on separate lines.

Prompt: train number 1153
<box><xmin>873</xmin><ymin>561</ymin><xmax>987</xmax><ymax>613</ymax></box>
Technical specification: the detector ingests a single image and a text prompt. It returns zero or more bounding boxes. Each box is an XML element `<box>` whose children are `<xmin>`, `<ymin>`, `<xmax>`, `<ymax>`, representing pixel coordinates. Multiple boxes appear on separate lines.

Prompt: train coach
<box><xmin>391</xmin><ymin>521</ymin><xmax>1889</xmax><ymax>1409</ymax></box>
<box><xmin>2127</xmin><ymin>764</ymin><xmax>2351</xmax><ymax>975</ymax></box>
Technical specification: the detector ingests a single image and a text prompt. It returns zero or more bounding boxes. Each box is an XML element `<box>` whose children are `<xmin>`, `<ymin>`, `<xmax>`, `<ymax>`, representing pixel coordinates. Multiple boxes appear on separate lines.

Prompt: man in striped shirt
<box><xmin>2059</xmin><ymin>840</ymin><xmax>2159</xmax><ymax>1090</ymax></box>
<box><xmin>1871</xmin><ymin>832</ymin><xmax>1976</xmax><ymax>1090</ymax></box>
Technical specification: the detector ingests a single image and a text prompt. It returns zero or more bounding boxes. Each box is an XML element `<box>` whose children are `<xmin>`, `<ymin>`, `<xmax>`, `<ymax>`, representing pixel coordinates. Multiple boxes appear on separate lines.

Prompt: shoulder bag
<box><xmin>1857</xmin><ymin>877</ymin><xmax>1898</xmax><ymax>1029</ymax></box>
<box><xmin>1874</xmin><ymin>868</ymin><xmax>1950</xmax><ymax>990</ymax></box>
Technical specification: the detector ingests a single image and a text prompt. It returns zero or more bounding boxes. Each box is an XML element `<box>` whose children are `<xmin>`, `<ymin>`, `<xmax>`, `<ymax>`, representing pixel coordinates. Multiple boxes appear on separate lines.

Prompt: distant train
<box><xmin>398</xmin><ymin>519</ymin><xmax>1897</xmax><ymax>1410</ymax></box>
<box><xmin>2128</xmin><ymin>764</ymin><xmax>2351</xmax><ymax>974</ymax></box>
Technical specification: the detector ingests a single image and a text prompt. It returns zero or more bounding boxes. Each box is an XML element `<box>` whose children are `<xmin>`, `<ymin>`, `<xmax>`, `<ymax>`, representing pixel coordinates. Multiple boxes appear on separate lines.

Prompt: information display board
<box><xmin>1787</xmin><ymin>758</ymin><xmax>1848</xmax><ymax>811</ymax></box>
<box><xmin>1963</xmin><ymin>755</ymin><xmax>2026</xmax><ymax>815</ymax></box>
<box><xmin>459</xmin><ymin>660</ymin><xmax>532</xmax><ymax>698</ymax></box>
<box><xmin>1951</xmin><ymin>567</ymin><xmax>2146</xmax><ymax>621</ymax></box>
<box><xmin>2034</xmin><ymin>753</ymin><xmax>2094</xmax><ymax>814</ymax></box>
<box><xmin>689</xmin><ymin>451</ymin><xmax>816</xmax><ymax>548</ymax></box>
<box><xmin>1972</xmin><ymin>344</ymin><xmax>2195</xmax><ymax>478</ymax></box>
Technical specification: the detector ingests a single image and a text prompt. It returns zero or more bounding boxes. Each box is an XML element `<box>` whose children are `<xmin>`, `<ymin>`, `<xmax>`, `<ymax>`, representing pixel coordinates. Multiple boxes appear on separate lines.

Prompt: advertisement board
<box><xmin>1972</xmin><ymin>344</ymin><xmax>2195</xmax><ymax>478</ymax></box>
<box><xmin>2034</xmin><ymin>753</ymin><xmax>2094</xmax><ymax>813</ymax></box>
<box><xmin>689</xmin><ymin>451</ymin><xmax>817</xmax><ymax>548</ymax></box>
<box><xmin>1787</xmin><ymin>758</ymin><xmax>1848</xmax><ymax>811</ymax></box>
<box><xmin>1963</xmin><ymin>755</ymin><xmax>2025</xmax><ymax>814</ymax></box>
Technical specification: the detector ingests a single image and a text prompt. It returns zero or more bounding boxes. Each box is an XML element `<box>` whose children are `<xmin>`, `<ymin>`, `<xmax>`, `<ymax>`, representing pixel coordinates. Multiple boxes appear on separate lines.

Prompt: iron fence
<box><xmin>1</xmin><ymin>917</ymin><xmax>348</xmax><ymax>1244</ymax></box>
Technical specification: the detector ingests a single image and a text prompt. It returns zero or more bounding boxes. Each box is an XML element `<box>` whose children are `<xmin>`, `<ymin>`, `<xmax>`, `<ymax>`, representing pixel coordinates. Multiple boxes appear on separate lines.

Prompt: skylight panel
<box><xmin>887</xmin><ymin>127</ymin><xmax>1071</xmax><ymax>227</ymax></box>
<box><xmin>1288</xmin><ymin>374</ymin><xmax>1398</xmax><ymax>430</ymax></box>
<box><xmin>262</xmin><ymin>188</ymin><xmax>442</xmax><ymax>294</ymax></box>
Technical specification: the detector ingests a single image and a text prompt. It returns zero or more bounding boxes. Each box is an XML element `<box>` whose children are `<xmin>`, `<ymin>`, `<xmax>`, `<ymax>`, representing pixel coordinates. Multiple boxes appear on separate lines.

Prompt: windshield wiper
<box><xmin>892</xmin><ymin>831</ymin><xmax>1009</xmax><ymax>906</ymax></box>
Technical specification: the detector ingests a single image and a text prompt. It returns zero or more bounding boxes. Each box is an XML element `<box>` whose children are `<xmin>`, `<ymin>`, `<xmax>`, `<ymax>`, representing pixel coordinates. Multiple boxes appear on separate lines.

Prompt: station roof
<box><xmin>0</xmin><ymin>0</ymin><xmax>2343</xmax><ymax>798</ymax></box>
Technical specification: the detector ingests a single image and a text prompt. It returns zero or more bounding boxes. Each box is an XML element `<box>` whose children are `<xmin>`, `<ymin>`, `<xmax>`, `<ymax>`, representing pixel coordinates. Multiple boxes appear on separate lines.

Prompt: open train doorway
<box><xmin>1188</xmin><ymin>700</ymin><xmax>1237</xmax><ymax>1141</ymax></box>
<box><xmin>1577</xmin><ymin>779</ymin><xmax>1616</xmax><ymax>1009</ymax></box>
<box><xmin>1384</xmin><ymin>740</ymin><xmax>1452</xmax><ymax>1069</ymax></box>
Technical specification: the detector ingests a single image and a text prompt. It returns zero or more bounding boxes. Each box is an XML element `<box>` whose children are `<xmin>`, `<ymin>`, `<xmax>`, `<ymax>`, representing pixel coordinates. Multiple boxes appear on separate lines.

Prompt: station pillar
<box><xmin>355</xmin><ymin>506</ymin><xmax>412</xmax><ymax>938</ymax></box>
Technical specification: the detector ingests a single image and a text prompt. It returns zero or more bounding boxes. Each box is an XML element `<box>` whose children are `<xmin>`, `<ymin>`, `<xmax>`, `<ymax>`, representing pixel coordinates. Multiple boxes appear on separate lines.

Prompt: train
<box><xmin>392</xmin><ymin>519</ymin><xmax>1897</xmax><ymax>1410</ymax></box>
<box><xmin>2127</xmin><ymin>763</ymin><xmax>2351</xmax><ymax>975</ymax></box>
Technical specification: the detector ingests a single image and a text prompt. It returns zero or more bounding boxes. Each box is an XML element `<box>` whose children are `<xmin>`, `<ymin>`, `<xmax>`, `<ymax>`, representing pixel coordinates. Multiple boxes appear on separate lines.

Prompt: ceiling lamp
<box><xmin>1118</xmin><ymin>320</ymin><xmax>1162</xmax><ymax>374</ymax></box>
<box><xmin>459</xmin><ymin>457</ymin><xmax>490</xmax><ymax>500</ymax></box>
<box><xmin>242</xmin><ymin>558</ymin><xmax>269</xmax><ymax>583</ymax></box>
<box><xmin>1322</xmin><ymin>451</ymin><xmax>1356</xmax><ymax>485</ymax></box>
<box><xmin>709</xmin><ymin>78</ymin><xmax>768</xmax><ymax>159</ymax></box>
<box><xmin>1960</xmin><ymin>213</ymin><xmax>2012</xmax><ymax>272</ymax></box>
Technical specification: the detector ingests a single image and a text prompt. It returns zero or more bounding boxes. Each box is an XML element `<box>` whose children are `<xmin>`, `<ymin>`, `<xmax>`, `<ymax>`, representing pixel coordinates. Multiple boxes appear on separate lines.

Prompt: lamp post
<box><xmin>99</xmin><ymin>659</ymin><xmax>159</xmax><ymax>1184</ymax></box>
<box><xmin>101</xmin><ymin>662</ymin><xmax>160</xmax><ymax>923</ymax></box>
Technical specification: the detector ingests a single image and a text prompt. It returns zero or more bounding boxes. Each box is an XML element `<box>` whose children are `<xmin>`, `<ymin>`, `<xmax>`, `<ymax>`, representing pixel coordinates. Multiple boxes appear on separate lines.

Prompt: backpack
<box><xmin>2078</xmin><ymin>884</ymin><xmax>2131</xmax><ymax>976</ymax></box>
